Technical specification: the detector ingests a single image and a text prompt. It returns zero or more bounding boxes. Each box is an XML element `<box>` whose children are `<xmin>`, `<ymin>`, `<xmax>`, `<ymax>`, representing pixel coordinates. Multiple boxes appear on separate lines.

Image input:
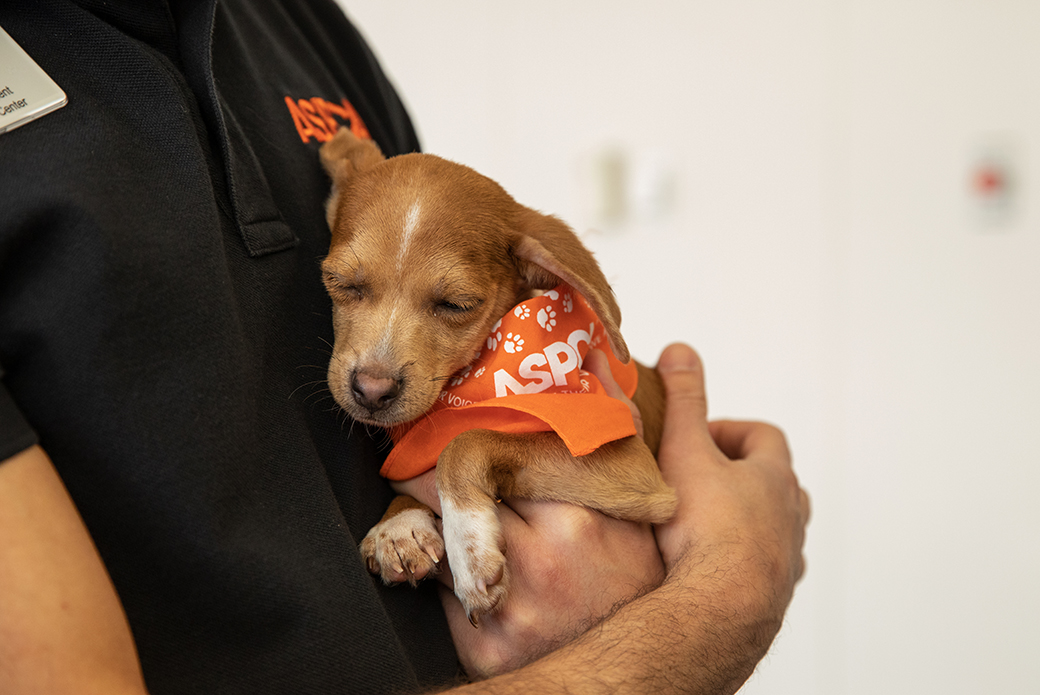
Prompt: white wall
<box><xmin>338</xmin><ymin>2</ymin><xmax>1040</xmax><ymax>693</ymax></box>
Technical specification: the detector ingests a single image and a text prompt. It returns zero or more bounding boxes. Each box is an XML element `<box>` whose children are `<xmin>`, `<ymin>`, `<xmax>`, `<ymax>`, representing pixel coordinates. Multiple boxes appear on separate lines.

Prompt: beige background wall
<box><xmin>337</xmin><ymin>2</ymin><xmax>1040</xmax><ymax>692</ymax></box>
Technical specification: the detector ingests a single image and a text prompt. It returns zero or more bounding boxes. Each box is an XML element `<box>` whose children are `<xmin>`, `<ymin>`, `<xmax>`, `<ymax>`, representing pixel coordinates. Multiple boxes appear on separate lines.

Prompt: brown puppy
<box><xmin>319</xmin><ymin>129</ymin><xmax>675</xmax><ymax>625</ymax></box>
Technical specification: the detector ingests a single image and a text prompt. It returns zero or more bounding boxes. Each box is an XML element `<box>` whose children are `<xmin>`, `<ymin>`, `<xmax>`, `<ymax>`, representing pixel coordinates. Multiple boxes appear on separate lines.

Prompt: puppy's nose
<box><xmin>351</xmin><ymin>371</ymin><xmax>402</xmax><ymax>412</ymax></box>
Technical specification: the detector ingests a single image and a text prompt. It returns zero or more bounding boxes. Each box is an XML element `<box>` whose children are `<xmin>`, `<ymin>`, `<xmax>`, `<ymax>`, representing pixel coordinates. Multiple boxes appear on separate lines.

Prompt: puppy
<box><xmin>319</xmin><ymin>129</ymin><xmax>676</xmax><ymax>626</ymax></box>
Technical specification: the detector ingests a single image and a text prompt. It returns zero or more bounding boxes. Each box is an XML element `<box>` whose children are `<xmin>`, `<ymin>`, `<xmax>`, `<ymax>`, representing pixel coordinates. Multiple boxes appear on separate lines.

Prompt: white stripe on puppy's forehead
<box><xmin>396</xmin><ymin>200</ymin><xmax>422</xmax><ymax>272</ymax></box>
<box><xmin>373</xmin><ymin>305</ymin><xmax>398</xmax><ymax>359</ymax></box>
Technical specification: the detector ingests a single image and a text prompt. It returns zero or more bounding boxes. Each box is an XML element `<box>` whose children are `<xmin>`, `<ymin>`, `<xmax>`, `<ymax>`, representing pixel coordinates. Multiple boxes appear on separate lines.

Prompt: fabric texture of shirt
<box><xmin>383</xmin><ymin>285</ymin><xmax>638</xmax><ymax>481</ymax></box>
<box><xmin>0</xmin><ymin>0</ymin><xmax>459</xmax><ymax>691</ymax></box>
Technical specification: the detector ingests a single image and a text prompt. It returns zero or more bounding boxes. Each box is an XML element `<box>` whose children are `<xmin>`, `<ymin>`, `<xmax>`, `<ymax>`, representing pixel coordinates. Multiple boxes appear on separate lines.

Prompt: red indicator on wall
<box><xmin>973</xmin><ymin>166</ymin><xmax>1004</xmax><ymax>196</ymax></box>
<box><xmin>968</xmin><ymin>137</ymin><xmax>1019</xmax><ymax>231</ymax></box>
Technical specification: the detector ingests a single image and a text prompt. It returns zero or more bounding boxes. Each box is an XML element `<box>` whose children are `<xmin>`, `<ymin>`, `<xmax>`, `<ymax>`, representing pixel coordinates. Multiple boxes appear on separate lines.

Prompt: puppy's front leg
<box><xmin>360</xmin><ymin>495</ymin><xmax>444</xmax><ymax>586</ymax></box>
<box><xmin>436</xmin><ymin>427</ymin><xmax>677</xmax><ymax>627</ymax></box>
<box><xmin>435</xmin><ymin>430</ymin><xmax>519</xmax><ymax>627</ymax></box>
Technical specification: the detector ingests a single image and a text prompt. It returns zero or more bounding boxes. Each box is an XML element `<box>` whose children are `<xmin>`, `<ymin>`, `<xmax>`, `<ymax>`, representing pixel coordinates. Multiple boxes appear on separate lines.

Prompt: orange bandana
<box><xmin>380</xmin><ymin>285</ymin><xmax>639</xmax><ymax>481</ymax></box>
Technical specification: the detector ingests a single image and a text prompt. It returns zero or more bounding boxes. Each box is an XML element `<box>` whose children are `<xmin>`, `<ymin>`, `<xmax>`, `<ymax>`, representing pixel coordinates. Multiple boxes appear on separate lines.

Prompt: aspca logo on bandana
<box><xmin>284</xmin><ymin>95</ymin><xmax>370</xmax><ymax>143</ymax></box>
<box><xmin>437</xmin><ymin>287</ymin><xmax>610</xmax><ymax>403</ymax></box>
<box><xmin>490</xmin><ymin>324</ymin><xmax>596</xmax><ymax>397</ymax></box>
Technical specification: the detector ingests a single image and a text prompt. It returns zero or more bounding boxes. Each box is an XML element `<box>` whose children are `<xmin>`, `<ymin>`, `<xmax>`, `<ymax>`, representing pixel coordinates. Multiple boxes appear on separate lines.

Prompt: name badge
<box><xmin>0</xmin><ymin>25</ymin><xmax>67</xmax><ymax>135</ymax></box>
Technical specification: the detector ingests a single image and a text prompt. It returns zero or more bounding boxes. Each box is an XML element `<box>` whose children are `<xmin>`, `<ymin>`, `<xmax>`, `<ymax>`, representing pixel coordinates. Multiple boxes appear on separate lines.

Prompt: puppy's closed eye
<box><xmin>322</xmin><ymin>271</ymin><xmax>368</xmax><ymax>304</ymax></box>
<box><xmin>331</xmin><ymin>284</ymin><xmax>368</xmax><ymax>304</ymax></box>
<box><xmin>433</xmin><ymin>297</ymin><xmax>483</xmax><ymax>317</ymax></box>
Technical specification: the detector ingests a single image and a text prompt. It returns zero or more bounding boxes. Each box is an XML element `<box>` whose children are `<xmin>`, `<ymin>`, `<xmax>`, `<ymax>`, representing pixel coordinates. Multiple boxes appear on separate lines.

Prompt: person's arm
<box><xmin>0</xmin><ymin>445</ymin><xmax>150</xmax><ymax>695</ymax></box>
<box><xmin>402</xmin><ymin>343</ymin><xmax>809</xmax><ymax>693</ymax></box>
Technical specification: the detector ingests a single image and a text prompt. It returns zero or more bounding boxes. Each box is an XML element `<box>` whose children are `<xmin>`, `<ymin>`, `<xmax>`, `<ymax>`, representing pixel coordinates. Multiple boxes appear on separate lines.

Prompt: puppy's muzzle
<box><xmin>351</xmin><ymin>369</ymin><xmax>403</xmax><ymax>413</ymax></box>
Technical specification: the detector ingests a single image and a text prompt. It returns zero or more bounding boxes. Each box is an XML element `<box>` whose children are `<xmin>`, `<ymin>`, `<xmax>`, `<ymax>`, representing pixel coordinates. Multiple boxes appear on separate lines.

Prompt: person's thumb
<box><xmin>656</xmin><ymin>343</ymin><xmax>714</xmax><ymax>458</ymax></box>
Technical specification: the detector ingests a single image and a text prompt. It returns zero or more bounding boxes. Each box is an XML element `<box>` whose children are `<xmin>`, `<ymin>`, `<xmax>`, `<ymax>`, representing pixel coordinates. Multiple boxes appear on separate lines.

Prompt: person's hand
<box><xmin>395</xmin><ymin>467</ymin><xmax>665</xmax><ymax>678</ymax></box>
<box><xmin>650</xmin><ymin>343</ymin><xmax>810</xmax><ymax>689</ymax></box>
<box><xmin>398</xmin><ymin>342</ymin><xmax>810</xmax><ymax>690</ymax></box>
<box><xmin>469</xmin><ymin>343</ymin><xmax>807</xmax><ymax>695</ymax></box>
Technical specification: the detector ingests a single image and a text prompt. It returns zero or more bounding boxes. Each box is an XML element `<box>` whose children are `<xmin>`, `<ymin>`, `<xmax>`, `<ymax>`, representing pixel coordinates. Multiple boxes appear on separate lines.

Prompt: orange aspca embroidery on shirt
<box><xmin>380</xmin><ymin>285</ymin><xmax>639</xmax><ymax>481</ymax></box>
<box><xmin>284</xmin><ymin>96</ymin><xmax>371</xmax><ymax>144</ymax></box>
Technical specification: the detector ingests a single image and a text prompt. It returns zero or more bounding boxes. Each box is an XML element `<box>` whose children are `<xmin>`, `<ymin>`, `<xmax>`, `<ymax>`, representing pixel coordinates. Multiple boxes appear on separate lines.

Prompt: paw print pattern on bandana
<box><xmin>503</xmin><ymin>332</ymin><xmax>524</xmax><ymax>353</ymax></box>
<box><xmin>450</xmin><ymin>365</ymin><xmax>472</xmax><ymax>387</ymax></box>
<box><xmin>562</xmin><ymin>292</ymin><xmax>574</xmax><ymax>313</ymax></box>
<box><xmin>487</xmin><ymin>320</ymin><xmax>503</xmax><ymax>351</ymax></box>
<box><xmin>537</xmin><ymin>306</ymin><xmax>558</xmax><ymax>332</ymax></box>
<box><xmin>513</xmin><ymin>304</ymin><xmax>531</xmax><ymax>319</ymax></box>
<box><xmin>474</xmin><ymin>367</ymin><xmax>486</xmax><ymax>378</ymax></box>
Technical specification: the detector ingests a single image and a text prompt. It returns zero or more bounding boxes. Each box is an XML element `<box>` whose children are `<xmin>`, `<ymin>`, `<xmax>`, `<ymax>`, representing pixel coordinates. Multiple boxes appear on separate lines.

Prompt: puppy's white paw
<box><xmin>441</xmin><ymin>500</ymin><xmax>508</xmax><ymax>627</ymax></box>
<box><xmin>360</xmin><ymin>507</ymin><xmax>444</xmax><ymax>586</ymax></box>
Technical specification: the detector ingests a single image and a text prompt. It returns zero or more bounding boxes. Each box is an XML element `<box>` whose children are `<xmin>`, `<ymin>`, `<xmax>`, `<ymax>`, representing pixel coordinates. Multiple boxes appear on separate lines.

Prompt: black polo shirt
<box><xmin>0</xmin><ymin>0</ymin><xmax>459</xmax><ymax>691</ymax></box>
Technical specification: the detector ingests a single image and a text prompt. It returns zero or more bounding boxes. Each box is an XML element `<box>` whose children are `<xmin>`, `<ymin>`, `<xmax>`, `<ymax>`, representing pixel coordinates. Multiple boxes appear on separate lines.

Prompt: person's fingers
<box><xmin>707</xmin><ymin>419</ymin><xmax>809</xmax><ymax>585</ymax></box>
<box><xmin>584</xmin><ymin>349</ymin><xmax>625</xmax><ymax>400</ymax></box>
<box><xmin>584</xmin><ymin>349</ymin><xmax>643</xmax><ymax>438</ymax></box>
<box><xmin>390</xmin><ymin>469</ymin><xmax>441</xmax><ymax>516</ymax></box>
<box><xmin>707</xmin><ymin>420</ymin><xmax>790</xmax><ymax>464</ymax></box>
<box><xmin>797</xmin><ymin>487</ymin><xmax>811</xmax><ymax>582</ymax></box>
<box><xmin>708</xmin><ymin>419</ymin><xmax>807</xmax><ymax>538</ymax></box>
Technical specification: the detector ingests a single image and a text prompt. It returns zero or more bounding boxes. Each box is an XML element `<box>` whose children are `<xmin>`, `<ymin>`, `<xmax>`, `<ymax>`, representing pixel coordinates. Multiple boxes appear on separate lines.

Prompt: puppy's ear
<box><xmin>512</xmin><ymin>208</ymin><xmax>630</xmax><ymax>363</ymax></box>
<box><xmin>319</xmin><ymin>128</ymin><xmax>385</xmax><ymax>229</ymax></box>
<box><xmin>320</xmin><ymin>127</ymin><xmax>385</xmax><ymax>177</ymax></box>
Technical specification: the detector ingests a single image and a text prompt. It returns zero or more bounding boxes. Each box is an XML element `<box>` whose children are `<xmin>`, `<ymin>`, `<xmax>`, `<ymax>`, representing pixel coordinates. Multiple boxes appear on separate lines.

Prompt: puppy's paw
<box><xmin>360</xmin><ymin>507</ymin><xmax>444</xmax><ymax>586</ymax></box>
<box><xmin>441</xmin><ymin>502</ymin><xmax>508</xmax><ymax>627</ymax></box>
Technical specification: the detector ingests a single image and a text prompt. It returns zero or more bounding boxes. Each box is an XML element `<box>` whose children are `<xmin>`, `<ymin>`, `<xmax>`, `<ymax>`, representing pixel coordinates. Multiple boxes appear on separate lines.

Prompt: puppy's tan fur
<box><xmin>320</xmin><ymin>130</ymin><xmax>675</xmax><ymax>625</ymax></box>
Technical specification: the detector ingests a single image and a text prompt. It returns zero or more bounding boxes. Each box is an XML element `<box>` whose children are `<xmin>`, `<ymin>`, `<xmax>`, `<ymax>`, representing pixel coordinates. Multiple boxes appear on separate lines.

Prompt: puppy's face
<box><xmin>321</xmin><ymin>154</ymin><xmax>526</xmax><ymax>426</ymax></box>
<box><xmin>319</xmin><ymin>129</ymin><xmax>629</xmax><ymax>428</ymax></box>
